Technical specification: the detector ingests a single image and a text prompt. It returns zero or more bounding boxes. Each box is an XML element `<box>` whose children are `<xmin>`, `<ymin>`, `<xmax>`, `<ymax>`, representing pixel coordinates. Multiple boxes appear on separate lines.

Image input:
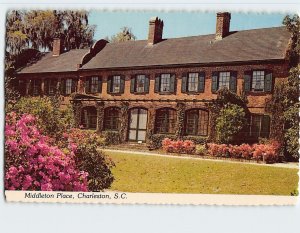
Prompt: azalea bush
<box><xmin>162</xmin><ymin>138</ymin><xmax>196</xmax><ymax>154</ymax></box>
<box><xmin>5</xmin><ymin>112</ymin><xmax>88</xmax><ymax>191</ymax></box>
<box><xmin>207</xmin><ymin>141</ymin><xmax>280</xmax><ymax>163</ymax></box>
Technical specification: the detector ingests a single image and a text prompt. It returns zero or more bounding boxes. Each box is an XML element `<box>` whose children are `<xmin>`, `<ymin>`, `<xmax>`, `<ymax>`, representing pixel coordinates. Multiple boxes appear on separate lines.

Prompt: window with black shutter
<box><xmin>211</xmin><ymin>71</ymin><xmax>237</xmax><ymax>93</ymax></box>
<box><xmin>182</xmin><ymin>72</ymin><xmax>205</xmax><ymax>93</ymax></box>
<box><xmin>244</xmin><ymin>70</ymin><xmax>273</xmax><ymax>93</ymax></box>
<box><xmin>85</xmin><ymin>76</ymin><xmax>102</xmax><ymax>94</ymax></box>
<box><xmin>130</xmin><ymin>74</ymin><xmax>149</xmax><ymax>93</ymax></box>
<box><xmin>108</xmin><ymin>75</ymin><xmax>125</xmax><ymax>94</ymax></box>
<box><xmin>155</xmin><ymin>74</ymin><xmax>176</xmax><ymax>94</ymax></box>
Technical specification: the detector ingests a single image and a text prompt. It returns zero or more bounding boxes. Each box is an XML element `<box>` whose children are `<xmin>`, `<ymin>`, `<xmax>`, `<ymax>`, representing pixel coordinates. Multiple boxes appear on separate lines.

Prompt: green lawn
<box><xmin>105</xmin><ymin>151</ymin><xmax>299</xmax><ymax>195</ymax></box>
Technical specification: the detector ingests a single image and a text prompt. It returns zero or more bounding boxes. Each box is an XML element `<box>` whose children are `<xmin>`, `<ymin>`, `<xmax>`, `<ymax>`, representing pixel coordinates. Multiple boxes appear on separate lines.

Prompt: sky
<box><xmin>89</xmin><ymin>11</ymin><xmax>286</xmax><ymax>41</ymax></box>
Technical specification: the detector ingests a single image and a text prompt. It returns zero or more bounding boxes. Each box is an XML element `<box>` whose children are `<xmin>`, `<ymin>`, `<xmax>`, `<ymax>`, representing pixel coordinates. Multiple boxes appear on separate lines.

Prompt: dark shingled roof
<box><xmin>19</xmin><ymin>49</ymin><xmax>89</xmax><ymax>74</ymax></box>
<box><xmin>19</xmin><ymin>26</ymin><xmax>290</xmax><ymax>74</ymax></box>
<box><xmin>82</xmin><ymin>27</ymin><xmax>290</xmax><ymax>69</ymax></box>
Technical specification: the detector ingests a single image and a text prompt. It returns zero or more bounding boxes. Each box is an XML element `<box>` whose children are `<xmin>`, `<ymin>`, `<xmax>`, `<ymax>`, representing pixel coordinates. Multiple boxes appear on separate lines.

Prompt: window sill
<box><xmin>246</xmin><ymin>91</ymin><xmax>271</xmax><ymax>96</ymax></box>
<box><xmin>157</xmin><ymin>92</ymin><xmax>175</xmax><ymax>95</ymax></box>
<box><xmin>132</xmin><ymin>92</ymin><xmax>149</xmax><ymax>95</ymax></box>
<box><xmin>108</xmin><ymin>92</ymin><xmax>123</xmax><ymax>96</ymax></box>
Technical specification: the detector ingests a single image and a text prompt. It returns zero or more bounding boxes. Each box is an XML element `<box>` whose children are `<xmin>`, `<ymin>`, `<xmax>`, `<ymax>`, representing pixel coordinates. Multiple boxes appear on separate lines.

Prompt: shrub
<box><xmin>12</xmin><ymin>97</ymin><xmax>74</xmax><ymax>139</ymax></box>
<box><xmin>182</xmin><ymin>135</ymin><xmax>208</xmax><ymax>144</ymax></box>
<box><xmin>216</xmin><ymin>103</ymin><xmax>247</xmax><ymax>144</ymax></box>
<box><xmin>60</xmin><ymin>128</ymin><xmax>115</xmax><ymax>191</ymax></box>
<box><xmin>102</xmin><ymin>131</ymin><xmax>120</xmax><ymax>145</ymax></box>
<box><xmin>207</xmin><ymin>141</ymin><xmax>280</xmax><ymax>163</ymax></box>
<box><xmin>5</xmin><ymin>113</ymin><xmax>88</xmax><ymax>191</ymax></box>
<box><xmin>195</xmin><ymin>144</ymin><xmax>207</xmax><ymax>156</ymax></box>
<box><xmin>147</xmin><ymin>133</ymin><xmax>177</xmax><ymax>149</ymax></box>
<box><xmin>162</xmin><ymin>138</ymin><xmax>195</xmax><ymax>154</ymax></box>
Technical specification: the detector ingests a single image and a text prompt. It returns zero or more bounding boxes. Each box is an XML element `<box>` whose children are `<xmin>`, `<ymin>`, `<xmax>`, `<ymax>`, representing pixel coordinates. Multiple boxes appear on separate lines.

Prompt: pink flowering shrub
<box><xmin>5</xmin><ymin>112</ymin><xmax>88</xmax><ymax>191</ymax></box>
<box><xmin>207</xmin><ymin>141</ymin><xmax>280</xmax><ymax>163</ymax></box>
<box><xmin>162</xmin><ymin>138</ymin><xmax>196</xmax><ymax>154</ymax></box>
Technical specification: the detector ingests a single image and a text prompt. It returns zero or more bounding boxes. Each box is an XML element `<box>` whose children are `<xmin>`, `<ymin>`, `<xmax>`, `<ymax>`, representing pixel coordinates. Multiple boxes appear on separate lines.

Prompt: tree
<box><xmin>216</xmin><ymin>103</ymin><xmax>247</xmax><ymax>144</ymax></box>
<box><xmin>266</xmin><ymin>14</ymin><xmax>299</xmax><ymax>160</ymax></box>
<box><xmin>108</xmin><ymin>26</ymin><xmax>136</xmax><ymax>43</ymax></box>
<box><xmin>5</xmin><ymin>10</ymin><xmax>96</xmax><ymax>106</ymax></box>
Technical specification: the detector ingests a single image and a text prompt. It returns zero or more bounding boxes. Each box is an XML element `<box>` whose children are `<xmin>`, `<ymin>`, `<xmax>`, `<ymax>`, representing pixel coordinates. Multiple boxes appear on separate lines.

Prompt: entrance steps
<box><xmin>105</xmin><ymin>142</ymin><xmax>149</xmax><ymax>152</ymax></box>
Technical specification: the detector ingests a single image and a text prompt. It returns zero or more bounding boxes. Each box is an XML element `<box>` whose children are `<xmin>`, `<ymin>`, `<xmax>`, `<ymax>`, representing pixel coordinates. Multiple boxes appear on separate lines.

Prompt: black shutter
<box><xmin>211</xmin><ymin>72</ymin><xmax>218</xmax><ymax>93</ymax></box>
<box><xmin>97</xmin><ymin>77</ymin><xmax>102</xmax><ymax>93</ymax></box>
<box><xmin>181</xmin><ymin>73</ymin><xmax>187</xmax><ymax>93</ymax></box>
<box><xmin>61</xmin><ymin>79</ymin><xmax>66</xmax><ymax>95</ymax></box>
<box><xmin>260</xmin><ymin>115</ymin><xmax>271</xmax><ymax>138</ymax></box>
<box><xmin>120</xmin><ymin>75</ymin><xmax>125</xmax><ymax>94</ymax></box>
<box><xmin>130</xmin><ymin>75</ymin><xmax>136</xmax><ymax>93</ymax></box>
<box><xmin>244</xmin><ymin>71</ymin><xmax>252</xmax><ymax>92</ymax></box>
<box><xmin>170</xmin><ymin>74</ymin><xmax>176</xmax><ymax>93</ymax></box>
<box><xmin>198</xmin><ymin>72</ymin><xmax>205</xmax><ymax>93</ymax></box>
<box><xmin>229</xmin><ymin>71</ymin><xmax>237</xmax><ymax>93</ymax></box>
<box><xmin>71</xmin><ymin>79</ymin><xmax>77</xmax><ymax>93</ymax></box>
<box><xmin>154</xmin><ymin>75</ymin><xmax>160</xmax><ymax>93</ymax></box>
<box><xmin>144</xmin><ymin>75</ymin><xmax>150</xmax><ymax>93</ymax></box>
<box><xmin>264</xmin><ymin>71</ymin><xmax>273</xmax><ymax>93</ymax></box>
<box><xmin>85</xmin><ymin>78</ymin><xmax>90</xmax><ymax>93</ymax></box>
<box><xmin>107</xmin><ymin>76</ymin><xmax>112</xmax><ymax>94</ymax></box>
<box><xmin>44</xmin><ymin>79</ymin><xmax>48</xmax><ymax>95</ymax></box>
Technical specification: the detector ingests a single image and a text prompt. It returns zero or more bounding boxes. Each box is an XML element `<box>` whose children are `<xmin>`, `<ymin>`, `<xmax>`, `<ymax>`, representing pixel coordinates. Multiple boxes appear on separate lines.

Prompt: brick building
<box><xmin>17</xmin><ymin>12</ymin><xmax>291</xmax><ymax>144</ymax></box>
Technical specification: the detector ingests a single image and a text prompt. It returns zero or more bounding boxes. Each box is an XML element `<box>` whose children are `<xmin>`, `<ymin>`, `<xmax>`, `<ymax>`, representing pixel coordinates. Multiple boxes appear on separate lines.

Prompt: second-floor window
<box><xmin>85</xmin><ymin>76</ymin><xmax>102</xmax><ymax>94</ymax></box>
<box><xmin>62</xmin><ymin>78</ymin><xmax>76</xmax><ymax>95</ymax></box>
<box><xmin>244</xmin><ymin>70</ymin><xmax>273</xmax><ymax>93</ymax></box>
<box><xmin>65</xmin><ymin>79</ymin><xmax>73</xmax><ymax>95</ymax></box>
<box><xmin>211</xmin><ymin>71</ymin><xmax>237</xmax><ymax>93</ymax></box>
<box><xmin>252</xmin><ymin>71</ymin><xmax>265</xmax><ymax>92</ymax></box>
<box><xmin>155</xmin><ymin>73</ymin><xmax>176</xmax><ymax>94</ymax></box>
<box><xmin>130</xmin><ymin>74</ymin><xmax>149</xmax><ymax>93</ymax></box>
<box><xmin>181</xmin><ymin>72</ymin><xmax>205</xmax><ymax>93</ymax></box>
<box><xmin>32</xmin><ymin>79</ymin><xmax>40</xmax><ymax>96</ymax></box>
<box><xmin>107</xmin><ymin>75</ymin><xmax>125</xmax><ymax>94</ymax></box>
<box><xmin>218</xmin><ymin>72</ymin><xmax>230</xmax><ymax>90</ymax></box>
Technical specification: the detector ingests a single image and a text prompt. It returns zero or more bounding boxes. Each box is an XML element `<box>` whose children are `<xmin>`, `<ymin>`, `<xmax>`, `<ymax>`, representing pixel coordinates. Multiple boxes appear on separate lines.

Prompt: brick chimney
<box><xmin>215</xmin><ymin>12</ymin><xmax>231</xmax><ymax>40</ymax></box>
<box><xmin>148</xmin><ymin>17</ymin><xmax>164</xmax><ymax>45</ymax></box>
<box><xmin>52</xmin><ymin>38</ymin><xmax>63</xmax><ymax>56</ymax></box>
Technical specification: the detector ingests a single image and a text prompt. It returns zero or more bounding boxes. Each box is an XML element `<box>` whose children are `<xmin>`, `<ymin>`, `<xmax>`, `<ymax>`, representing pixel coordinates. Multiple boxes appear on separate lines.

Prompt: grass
<box><xmin>106</xmin><ymin>151</ymin><xmax>299</xmax><ymax>195</ymax></box>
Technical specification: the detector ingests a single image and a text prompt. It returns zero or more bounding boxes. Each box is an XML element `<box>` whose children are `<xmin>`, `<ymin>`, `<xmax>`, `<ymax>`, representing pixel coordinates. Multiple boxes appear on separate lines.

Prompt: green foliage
<box><xmin>195</xmin><ymin>144</ymin><xmax>207</xmax><ymax>156</ymax></box>
<box><xmin>108</xmin><ymin>27</ymin><xmax>136</xmax><ymax>43</ymax></box>
<box><xmin>147</xmin><ymin>133</ymin><xmax>177</xmax><ymax>150</ymax></box>
<box><xmin>11</xmin><ymin>97</ymin><xmax>74</xmax><ymax>139</ymax></box>
<box><xmin>102</xmin><ymin>131</ymin><xmax>121</xmax><ymax>145</ymax></box>
<box><xmin>216</xmin><ymin>103</ymin><xmax>246</xmax><ymax>144</ymax></box>
<box><xmin>182</xmin><ymin>135</ymin><xmax>207</xmax><ymax>145</ymax></box>
<box><xmin>207</xmin><ymin>87</ymin><xmax>249</xmax><ymax>142</ymax></box>
<box><xmin>73</xmin><ymin>133</ymin><xmax>115</xmax><ymax>191</ymax></box>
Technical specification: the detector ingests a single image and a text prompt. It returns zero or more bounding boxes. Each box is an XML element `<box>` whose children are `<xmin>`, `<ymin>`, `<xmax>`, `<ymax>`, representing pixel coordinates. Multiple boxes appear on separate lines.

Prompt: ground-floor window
<box><xmin>81</xmin><ymin>106</ymin><xmax>97</xmax><ymax>129</ymax></box>
<box><xmin>185</xmin><ymin>109</ymin><xmax>209</xmax><ymax>136</ymax></box>
<box><xmin>155</xmin><ymin>108</ymin><xmax>176</xmax><ymax>134</ymax></box>
<box><xmin>250</xmin><ymin>114</ymin><xmax>270</xmax><ymax>138</ymax></box>
<box><xmin>104</xmin><ymin>107</ymin><xmax>121</xmax><ymax>131</ymax></box>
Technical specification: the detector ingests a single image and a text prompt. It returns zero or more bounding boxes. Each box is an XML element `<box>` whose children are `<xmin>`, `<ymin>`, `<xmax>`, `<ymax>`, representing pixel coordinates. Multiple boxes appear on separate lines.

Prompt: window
<box><xmin>90</xmin><ymin>77</ymin><xmax>99</xmax><ymax>93</ymax></box>
<box><xmin>65</xmin><ymin>79</ymin><xmax>73</xmax><ymax>95</ymax></box>
<box><xmin>104</xmin><ymin>107</ymin><xmax>121</xmax><ymax>131</ymax></box>
<box><xmin>160</xmin><ymin>74</ymin><xmax>171</xmax><ymax>92</ymax></box>
<box><xmin>155</xmin><ymin>108</ymin><xmax>176</xmax><ymax>134</ymax></box>
<box><xmin>112</xmin><ymin>76</ymin><xmax>121</xmax><ymax>93</ymax></box>
<box><xmin>47</xmin><ymin>79</ymin><xmax>56</xmax><ymax>95</ymax></box>
<box><xmin>250</xmin><ymin>115</ymin><xmax>270</xmax><ymax>138</ymax></box>
<box><xmin>188</xmin><ymin>73</ymin><xmax>199</xmax><ymax>92</ymax></box>
<box><xmin>218</xmin><ymin>72</ymin><xmax>230</xmax><ymax>90</ymax></box>
<box><xmin>136</xmin><ymin>75</ymin><xmax>146</xmax><ymax>93</ymax></box>
<box><xmin>81</xmin><ymin>107</ymin><xmax>97</xmax><ymax>129</ymax></box>
<box><xmin>212</xmin><ymin>71</ymin><xmax>237</xmax><ymax>93</ymax></box>
<box><xmin>32</xmin><ymin>79</ymin><xmax>40</xmax><ymax>95</ymax></box>
<box><xmin>19</xmin><ymin>79</ymin><xmax>26</xmax><ymax>96</ymax></box>
<box><xmin>185</xmin><ymin>109</ymin><xmax>209</xmax><ymax>136</ymax></box>
<box><xmin>252</xmin><ymin>70</ymin><xmax>265</xmax><ymax>92</ymax></box>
